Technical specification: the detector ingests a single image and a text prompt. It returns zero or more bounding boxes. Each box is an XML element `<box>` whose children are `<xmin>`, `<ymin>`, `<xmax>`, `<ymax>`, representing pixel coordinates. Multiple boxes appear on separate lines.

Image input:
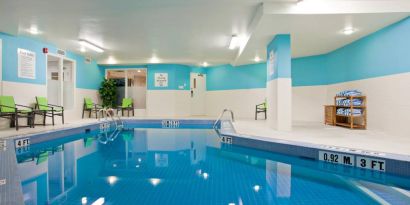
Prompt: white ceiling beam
<box><xmin>232</xmin><ymin>3</ymin><xmax>264</xmax><ymax>66</ymax></box>
<box><xmin>263</xmin><ymin>0</ymin><xmax>410</xmax><ymax>15</ymax></box>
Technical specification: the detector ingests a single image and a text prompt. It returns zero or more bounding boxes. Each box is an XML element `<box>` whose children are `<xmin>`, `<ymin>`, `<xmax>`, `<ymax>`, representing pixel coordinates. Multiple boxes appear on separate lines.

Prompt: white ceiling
<box><xmin>236</xmin><ymin>13</ymin><xmax>409</xmax><ymax>65</ymax></box>
<box><xmin>0</xmin><ymin>0</ymin><xmax>409</xmax><ymax>66</ymax></box>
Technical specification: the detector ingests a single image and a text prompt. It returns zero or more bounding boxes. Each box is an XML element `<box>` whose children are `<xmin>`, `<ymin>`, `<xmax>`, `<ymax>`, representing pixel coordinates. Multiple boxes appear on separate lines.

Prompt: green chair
<box><xmin>35</xmin><ymin>96</ymin><xmax>64</xmax><ymax>125</ymax></box>
<box><xmin>0</xmin><ymin>96</ymin><xmax>35</xmax><ymax>130</ymax></box>
<box><xmin>82</xmin><ymin>98</ymin><xmax>103</xmax><ymax>119</ymax></box>
<box><xmin>255</xmin><ymin>101</ymin><xmax>267</xmax><ymax>120</ymax></box>
<box><xmin>117</xmin><ymin>98</ymin><xmax>134</xmax><ymax>117</ymax></box>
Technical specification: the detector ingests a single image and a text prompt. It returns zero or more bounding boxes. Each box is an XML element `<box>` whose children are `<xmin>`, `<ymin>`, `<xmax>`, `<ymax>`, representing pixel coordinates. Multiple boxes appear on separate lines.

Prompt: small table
<box><xmin>324</xmin><ymin>105</ymin><xmax>336</xmax><ymax>125</ymax></box>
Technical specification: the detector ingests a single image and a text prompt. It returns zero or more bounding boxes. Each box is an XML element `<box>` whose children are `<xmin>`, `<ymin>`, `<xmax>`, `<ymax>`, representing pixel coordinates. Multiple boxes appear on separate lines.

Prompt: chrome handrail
<box><xmin>97</xmin><ymin>108</ymin><xmax>125</xmax><ymax>144</ymax></box>
<box><xmin>213</xmin><ymin>109</ymin><xmax>235</xmax><ymax>130</ymax></box>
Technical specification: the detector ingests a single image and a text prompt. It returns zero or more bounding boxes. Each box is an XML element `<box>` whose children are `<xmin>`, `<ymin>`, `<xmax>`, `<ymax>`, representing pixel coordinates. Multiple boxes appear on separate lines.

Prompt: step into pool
<box><xmin>12</xmin><ymin>125</ymin><xmax>410</xmax><ymax>205</ymax></box>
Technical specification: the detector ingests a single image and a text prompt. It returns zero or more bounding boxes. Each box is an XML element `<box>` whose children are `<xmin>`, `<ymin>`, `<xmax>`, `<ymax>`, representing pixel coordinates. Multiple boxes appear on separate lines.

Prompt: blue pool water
<box><xmin>15</xmin><ymin>127</ymin><xmax>410</xmax><ymax>205</ymax></box>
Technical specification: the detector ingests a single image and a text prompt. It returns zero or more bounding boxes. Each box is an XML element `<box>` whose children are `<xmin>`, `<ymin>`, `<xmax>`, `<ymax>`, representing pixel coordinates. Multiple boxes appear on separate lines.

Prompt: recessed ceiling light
<box><xmin>254</xmin><ymin>56</ymin><xmax>261</xmax><ymax>62</ymax></box>
<box><xmin>296</xmin><ymin>0</ymin><xmax>304</xmax><ymax>6</ymax></box>
<box><xmin>78</xmin><ymin>39</ymin><xmax>104</xmax><ymax>53</ymax></box>
<box><xmin>80</xmin><ymin>47</ymin><xmax>86</xmax><ymax>53</ymax></box>
<box><xmin>27</xmin><ymin>26</ymin><xmax>40</xmax><ymax>35</ymax></box>
<box><xmin>150</xmin><ymin>56</ymin><xmax>160</xmax><ymax>63</ymax></box>
<box><xmin>202</xmin><ymin>62</ymin><xmax>209</xmax><ymax>67</ymax></box>
<box><xmin>107</xmin><ymin>56</ymin><xmax>117</xmax><ymax>64</ymax></box>
<box><xmin>343</xmin><ymin>27</ymin><xmax>356</xmax><ymax>35</ymax></box>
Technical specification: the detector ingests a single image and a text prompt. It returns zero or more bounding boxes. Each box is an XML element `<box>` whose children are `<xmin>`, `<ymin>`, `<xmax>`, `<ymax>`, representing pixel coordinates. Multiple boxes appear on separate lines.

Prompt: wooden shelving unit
<box><xmin>334</xmin><ymin>96</ymin><xmax>367</xmax><ymax>129</ymax></box>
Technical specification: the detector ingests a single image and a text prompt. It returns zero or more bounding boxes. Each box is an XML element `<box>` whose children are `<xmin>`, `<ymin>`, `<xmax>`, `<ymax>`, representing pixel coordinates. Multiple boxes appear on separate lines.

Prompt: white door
<box><xmin>190</xmin><ymin>73</ymin><xmax>206</xmax><ymax>116</ymax></box>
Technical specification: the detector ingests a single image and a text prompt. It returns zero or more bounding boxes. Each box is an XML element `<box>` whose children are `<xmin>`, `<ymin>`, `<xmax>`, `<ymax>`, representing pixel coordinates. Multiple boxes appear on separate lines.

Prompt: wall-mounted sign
<box><xmin>155</xmin><ymin>73</ymin><xmax>168</xmax><ymax>87</ymax></box>
<box><xmin>17</xmin><ymin>48</ymin><xmax>36</xmax><ymax>79</ymax></box>
<box><xmin>268</xmin><ymin>50</ymin><xmax>275</xmax><ymax>76</ymax></box>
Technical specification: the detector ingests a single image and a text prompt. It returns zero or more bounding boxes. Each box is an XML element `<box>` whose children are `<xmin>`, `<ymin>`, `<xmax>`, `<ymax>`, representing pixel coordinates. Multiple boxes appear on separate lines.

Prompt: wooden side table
<box><xmin>324</xmin><ymin>105</ymin><xmax>336</xmax><ymax>125</ymax></box>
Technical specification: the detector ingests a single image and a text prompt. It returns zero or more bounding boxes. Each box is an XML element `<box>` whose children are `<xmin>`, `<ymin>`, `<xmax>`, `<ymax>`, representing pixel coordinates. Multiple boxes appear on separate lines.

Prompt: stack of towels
<box><xmin>336</xmin><ymin>90</ymin><xmax>362</xmax><ymax>97</ymax></box>
<box><xmin>337</xmin><ymin>108</ymin><xmax>363</xmax><ymax>116</ymax></box>
<box><xmin>336</xmin><ymin>98</ymin><xmax>363</xmax><ymax>106</ymax></box>
<box><xmin>335</xmin><ymin>89</ymin><xmax>363</xmax><ymax>116</ymax></box>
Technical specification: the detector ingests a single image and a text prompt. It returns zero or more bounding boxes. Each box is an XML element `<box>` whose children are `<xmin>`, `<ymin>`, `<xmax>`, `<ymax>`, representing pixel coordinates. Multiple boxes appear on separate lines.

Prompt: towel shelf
<box><xmin>333</xmin><ymin>96</ymin><xmax>367</xmax><ymax>129</ymax></box>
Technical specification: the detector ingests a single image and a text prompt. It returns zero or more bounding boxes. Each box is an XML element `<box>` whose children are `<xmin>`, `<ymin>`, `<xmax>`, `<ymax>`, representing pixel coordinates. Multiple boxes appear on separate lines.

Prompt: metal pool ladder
<box><xmin>213</xmin><ymin>109</ymin><xmax>235</xmax><ymax>130</ymax></box>
<box><xmin>97</xmin><ymin>108</ymin><xmax>125</xmax><ymax>144</ymax></box>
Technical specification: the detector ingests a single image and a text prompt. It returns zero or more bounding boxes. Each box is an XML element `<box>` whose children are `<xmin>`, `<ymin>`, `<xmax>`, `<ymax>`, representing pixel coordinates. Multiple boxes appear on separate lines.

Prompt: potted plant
<box><xmin>99</xmin><ymin>79</ymin><xmax>117</xmax><ymax>109</ymax></box>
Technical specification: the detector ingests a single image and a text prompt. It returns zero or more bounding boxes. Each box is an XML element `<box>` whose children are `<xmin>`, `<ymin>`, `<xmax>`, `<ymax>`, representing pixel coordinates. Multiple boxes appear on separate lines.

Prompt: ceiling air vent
<box><xmin>57</xmin><ymin>49</ymin><xmax>66</xmax><ymax>56</ymax></box>
<box><xmin>85</xmin><ymin>57</ymin><xmax>92</xmax><ymax>64</ymax></box>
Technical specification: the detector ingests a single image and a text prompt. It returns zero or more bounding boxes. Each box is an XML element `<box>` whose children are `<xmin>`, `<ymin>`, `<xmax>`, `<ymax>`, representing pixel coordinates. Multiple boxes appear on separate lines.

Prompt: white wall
<box><xmin>146</xmin><ymin>90</ymin><xmax>191</xmax><ymax>117</ymax></box>
<box><xmin>292</xmin><ymin>85</ymin><xmax>327</xmax><ymax>122</ymax></box>
<box><xmin>205</xmin><ymin>88</ymin><xmax>266</xmax><ymax>119</ymax></box>
<box><xmin>326</xmin><ymin>72</ymin><xmax>410</xmax><ymax>138</ymax></box>
<box><xmin>266</xmin><ymin>79</ymin><xmax>292</xmax><ymax>131</ymax></box>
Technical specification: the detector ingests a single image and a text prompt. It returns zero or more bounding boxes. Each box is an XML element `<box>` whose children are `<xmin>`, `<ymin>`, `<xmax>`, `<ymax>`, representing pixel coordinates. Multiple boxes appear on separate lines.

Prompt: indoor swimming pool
<box><xmin>14</xmin><ymin>125</ymin><xmax>410</xmax><ymax>205</ymax></box>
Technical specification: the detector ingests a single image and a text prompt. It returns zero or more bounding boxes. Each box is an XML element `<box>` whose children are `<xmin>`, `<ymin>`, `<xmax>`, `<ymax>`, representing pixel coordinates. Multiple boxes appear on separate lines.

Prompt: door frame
<box><xmin>105</xmin><ymin>68</ymin><xmax>147</xmax><ymax>109</ymax></box>
<box><xmin>190</xmin><ymin>72</ymin><xmax>206</xmax><ymax>116</ymax></box>
<box><xmin>45</xmin><ymin>53</ymin><xmax>77</xmax><ymax>110</ymax></box>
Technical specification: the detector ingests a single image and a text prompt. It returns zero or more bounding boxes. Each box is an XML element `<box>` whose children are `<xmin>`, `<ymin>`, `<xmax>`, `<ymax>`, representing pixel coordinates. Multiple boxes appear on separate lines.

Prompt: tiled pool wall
<box><xmin>12</xmin><ymin>119</ymin><xmax>218</xmax><ymax>145</ymax></box>
<box><xmin>219</xmin><ymin>123</ymin><xmax>410</xmax><ymax>178</ymax></box>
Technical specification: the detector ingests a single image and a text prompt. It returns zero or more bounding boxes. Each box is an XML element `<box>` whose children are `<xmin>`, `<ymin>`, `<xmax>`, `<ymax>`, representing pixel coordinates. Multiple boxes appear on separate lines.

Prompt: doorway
<box><xmin>46</xmin><ymin>54</ymin><xmax>76</xmax><ymax>110</ymax></box>
<box><xmin>190</xmin><ymin>73</ymin><xmax>206</xmax><ymax>116</ymax></box>
<box><xmin>106</xmin><ymin>69</ymin><xmax>147</xmax><ymax>109</ymax></box>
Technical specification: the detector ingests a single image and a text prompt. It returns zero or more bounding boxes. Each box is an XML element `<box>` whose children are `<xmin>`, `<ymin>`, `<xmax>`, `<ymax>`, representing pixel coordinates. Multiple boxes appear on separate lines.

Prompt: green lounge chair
<box><xmin>35</xmin><ymin>96</ymin><xmax>64</xmax><ymax>125</ymax></box>
<box><xmin>82</xmin><ymin>98</ymin><xmax>103</xmax><ymax>119</ymax></box>
<box><xmin>117</xmin><ymin>98</ymin><xmax>134</xmax><ymax>117</ymax></box>
<box><xmin>255</xmin><ymin>101</ymin><xmax>267</xmax><ymax>120</ymax></box>
<box><xmin>0</xmin><ymin>96</ymin><xmax>35</xmax><ymax>130</ymax></box>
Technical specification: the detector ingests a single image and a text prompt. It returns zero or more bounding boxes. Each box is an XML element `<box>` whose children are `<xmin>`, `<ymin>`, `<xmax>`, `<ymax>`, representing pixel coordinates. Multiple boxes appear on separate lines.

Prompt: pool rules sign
<box><xmin>17</xmin><ymin>48</ymin><xmax>36</xmax><ymax>79</ymax></box>
<box><xmin>155</xmin><ymin>73</ymin><xmax>168</xmax><ymax>87</ymax></box>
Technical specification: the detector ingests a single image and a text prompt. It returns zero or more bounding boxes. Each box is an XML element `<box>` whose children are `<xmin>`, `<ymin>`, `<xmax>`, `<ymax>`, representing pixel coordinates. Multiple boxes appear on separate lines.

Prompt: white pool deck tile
<box><xmin>232</xmin><ymin>120</ymin><xmax>410</xmax><ymax>156</ymax></box>
<box><xmin>0</xmin><ymin>117</ymin><xmax>409</xmax><ymax>157</ymax></box>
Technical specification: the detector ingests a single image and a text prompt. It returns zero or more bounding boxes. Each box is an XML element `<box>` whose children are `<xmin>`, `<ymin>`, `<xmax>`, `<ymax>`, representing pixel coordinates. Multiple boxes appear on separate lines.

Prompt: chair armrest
<box><xmin>48</xmin><ymin>104</ymin><xmax>64</xmax><ymax>108</ymax></box>
<box><xmin>15</xmin><ymin>104</ymin><xmax>34</xmax><ymax>110</ymax></box>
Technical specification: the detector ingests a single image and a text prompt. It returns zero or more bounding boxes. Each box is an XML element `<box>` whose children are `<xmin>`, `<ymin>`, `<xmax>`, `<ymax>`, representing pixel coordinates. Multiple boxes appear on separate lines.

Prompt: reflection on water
<box><xmin>16</xmin><ymin>128</ymin><xmax>410</xmax><ymax>205</ymax></box>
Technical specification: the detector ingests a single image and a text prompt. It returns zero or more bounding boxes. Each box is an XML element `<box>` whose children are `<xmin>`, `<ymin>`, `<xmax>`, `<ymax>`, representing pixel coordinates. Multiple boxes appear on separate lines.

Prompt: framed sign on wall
<box><xmin>17</xmin><ymin>48</ymin><xmax>36</xmax><ymax>79</ymax></box>
<box><xmin>155</xmin><ymin>73</ymin><xmax>168</xmax><ymax>87</ymax></box>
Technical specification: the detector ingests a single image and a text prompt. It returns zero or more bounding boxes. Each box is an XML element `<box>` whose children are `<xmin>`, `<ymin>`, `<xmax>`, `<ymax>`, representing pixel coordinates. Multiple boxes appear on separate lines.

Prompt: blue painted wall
<box><xmin>292</xmin><ymin>16</ymin><xmax>410</xmax><ymax>87</ymax></box>
<box><xmin>0</xmin><ymin>33</ymin><xmax>103</xmax><ymax>90</ymax></box>
<box><xmin>266</xmin><ymin>34</ymin><xmax>291</xmax><ymax>81</ymax></box>
<box><xmin>292</xmin><ymin>55</ymin><xmax>327</xmax><ymax>86</ymax></box>
<box><xmin>100</xmin><ymin>64</ymin><xmax>200</xmax><ymax>90</ymax></box>
<box><xmin>326</xmin><ymin>16</ymin><xmax>410</xmax><ymax>84</ymax></box>
<box><xmin>206</xmin><ymin>63</ymin><xmax>266</xmax><ymax>91</ymax></box>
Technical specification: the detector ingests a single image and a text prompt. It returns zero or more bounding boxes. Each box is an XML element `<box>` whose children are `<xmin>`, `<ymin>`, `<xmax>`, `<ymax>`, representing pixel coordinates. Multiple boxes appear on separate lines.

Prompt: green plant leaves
<box><xmin>99</xmin><ymin>79</ymin><xmax>117</xmax><ymax>108</ymax></box>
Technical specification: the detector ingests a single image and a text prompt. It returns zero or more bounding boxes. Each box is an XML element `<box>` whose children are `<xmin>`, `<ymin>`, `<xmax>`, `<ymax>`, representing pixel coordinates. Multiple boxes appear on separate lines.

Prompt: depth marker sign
<box><xmin>319</xmin><ymin>150</ymin><xmax>386</xmax><ymax>172</ymax></box>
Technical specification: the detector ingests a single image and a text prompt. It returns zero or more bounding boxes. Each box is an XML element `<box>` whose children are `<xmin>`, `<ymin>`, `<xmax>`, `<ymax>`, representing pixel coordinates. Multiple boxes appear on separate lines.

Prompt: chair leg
<box><xmin>132</xmin><ymin>108</ymin><xmax>135</xmax><ymax>117</ymax></box>
<box><xmin>15</xmin><ymin>116</ymin><xmax>19</xmax><ymax>131</ymax></box>
<box><xmin>264</xmin><ymin>111</ymin><xmax>267</xmax><ymax>119</ymax></box>
<box><xmin>43</xmin><ymin>112</ymin><xmax>46</xmax><ymax>126</ymax></box>
<box><xmin>10</xmin><ymin>115</ymin><xmax>15</xmax><ymax>128</ymax></box>
<box><xmin>62</xmin><ymin>111</ymin><xmax>64</xmax><ymax>124</ymax></box>
<box><xmin>52</xmin><ymin>111</ymin><xmax>55</xmax><ymax>126</ymax></box>
<box><xmin>82</xmin><ymin>109</ymin><xmax>85</xmax><ymax>119</ymax></box>
<box><xmin>89</xmin><ymin>110</ymin><xmax>91</xmax><ymax>118</ymax></box>
<box><xmin>255</xmin><ymin>110</ymin><xmax>257</xmax><ymax>120</ymax></box>
<box><xmin>31</xmin><ymin>113</ymin><xmax>35</xmax><ymax>128</ymax></box>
